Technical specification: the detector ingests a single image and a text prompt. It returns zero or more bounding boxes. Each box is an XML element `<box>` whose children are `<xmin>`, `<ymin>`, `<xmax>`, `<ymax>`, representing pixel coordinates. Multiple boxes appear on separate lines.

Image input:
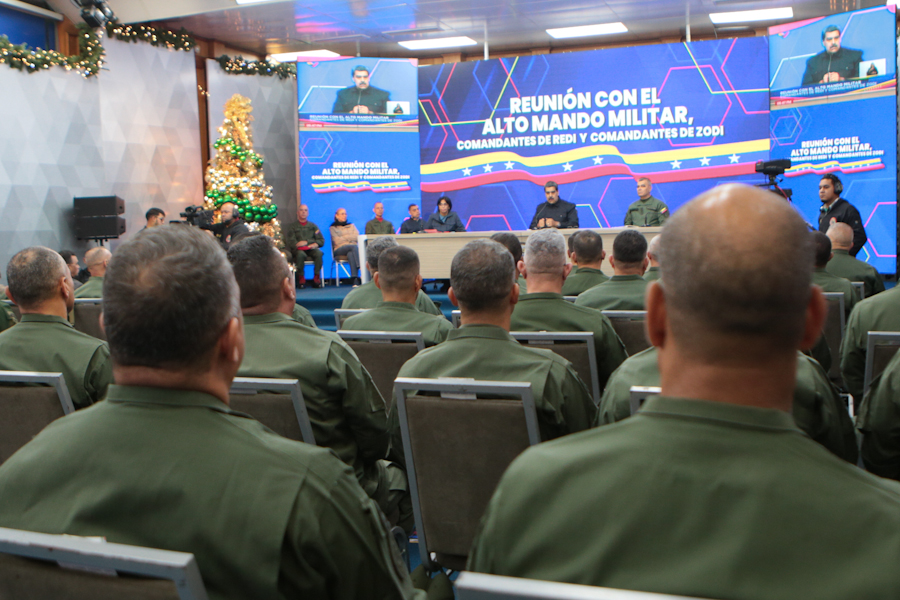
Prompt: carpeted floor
<box><xmin>296</xmin><ymin>282</ymin><xmax>452</xmax><ymax>331</ymax></box>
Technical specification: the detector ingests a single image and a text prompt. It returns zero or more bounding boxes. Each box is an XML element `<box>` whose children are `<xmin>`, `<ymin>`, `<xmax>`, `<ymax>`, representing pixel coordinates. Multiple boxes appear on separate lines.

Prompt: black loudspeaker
<box><xmin>73</xmin><ymin>196</ymin><xmax>126</xmax><ymax>240</ymax></box>
<box><xmin>75</xmin><ymin>216</ymin><xmax>126</xmax><ymax>239</ymax></box>
<box><xmin>74</xmin><ymin>196</ymin><xmax>125</xmax><ymax>218</ymax></box>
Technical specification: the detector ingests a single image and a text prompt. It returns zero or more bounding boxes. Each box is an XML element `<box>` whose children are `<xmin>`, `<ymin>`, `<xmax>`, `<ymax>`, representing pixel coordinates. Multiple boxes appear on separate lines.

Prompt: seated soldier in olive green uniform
<box><xmin>342</xmin><ymin>246</ymin><xmax>452</xmax><ymax>347</ymax></box>
<box><xmin>643</xmin><ymin>235</ymin><xmax>661</xmax><ymax>282</ymax></box>
<box><xmin>469</xmin><ymin>184</ymin><xmax>900</xmax><ymax>599</ymax></box>
<box><xmin>623</xmin><ymin>177</ymin><xmax>669</xmax><ymax>226</ymax></box>
<box><xmin>811</xmin><ymin>231</ymin><xmax>857</xmax><ymax>317</ymax></box>
<box><xmin>0</xmin><ymin>247</ymin><xmax>112</xmax><ymax>408</ymax></box>
<box><xmin>827</xmin><ymin>222</ymin><xmax>885</xmax><ymax>297</ymax></box>
<box><xmin>73</xmin><ymin>246</ymin><xmax>110</xmax><ymax>298</ymax></box>
<box><xmin>0</xmin><ymin>226</ymin><xmax>422</xmax><ymax>600</ymax></box>
<box><xmin>511</xmin><ymin>229</ymin><xmax>626</xmax><ymax>392</ymax></box>
<box><xmin>598</xmin><ymin>346</ymin><xmax>857</xmax><ymax>462</ymax></box>
<box><xmin>561</xmin><ymin>230</ymin><xmax>609</xmax><ymax>296</ymax></box>
<box><xmin>575</xmin><ymin>229</ymin><xmax>649</xmax><ymax>310</ymax></box>
<box><xmin>0</xmin><ymin>272</ymin><xmax>15</xmax><ymax>332</ymax></box>
<box><xmin>283</xmin><ymin>203</ymin><xmax>324</xmax><ymax>288</ymax></box>
<box><xmin>227</xmin><ymin>235</ymin><xmax>411</xmax><ymax>533</ymax></box>
<box><xmin>490</xmin><ymin>232</ymin><xmax>527</xmax><ymax>294</ymax></box>
<box><xmin>391</xmin><ymin>239</ymin><xmax>596</xmax><ymax>464</ymax></box>
<box><xmin>841</xmin><ymin>285</ymin><xmax>900</xmax><ymax>402</ymax></box>
<box><xmin>858</xmin><ymin>349</ymin><xmax>900</xmax><ymax>479</ymax></box>
<box><xmin>365</xmin><ymin>201</ymin><xmax>394</xmax><ymax>235</ymax></box>
<box><xmin>342</xmin><ymin>236</ymin><xmax>442</xmax><ymax>315</ymax></box>
<box><xmin>291</xmin><ymin>302</ymin><xmax>316</xmax><ymax>328</ymax></box>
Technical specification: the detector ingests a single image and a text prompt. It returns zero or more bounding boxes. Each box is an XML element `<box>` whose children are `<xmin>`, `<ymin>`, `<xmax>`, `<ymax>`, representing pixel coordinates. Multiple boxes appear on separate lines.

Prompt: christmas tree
<box><xmin>204</xmin><ymin>94</ymin><xmax>282</xmax><ymax>246</ymax></box>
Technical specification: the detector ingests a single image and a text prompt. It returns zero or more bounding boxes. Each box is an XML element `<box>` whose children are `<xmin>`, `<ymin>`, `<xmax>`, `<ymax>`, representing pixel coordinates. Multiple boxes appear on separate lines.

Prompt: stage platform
<box><xmin>295</xmin><ymin>282</ymin><xmax>452</xmax><ymax>331</ymax></box>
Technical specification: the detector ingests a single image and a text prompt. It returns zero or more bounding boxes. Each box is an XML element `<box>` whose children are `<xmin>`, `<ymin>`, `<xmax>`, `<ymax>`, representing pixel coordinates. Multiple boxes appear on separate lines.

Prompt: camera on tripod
<box><xmin>755</xmin><ymin>159</ymin><xmax>792</xmax><ymax>200</ymax></box>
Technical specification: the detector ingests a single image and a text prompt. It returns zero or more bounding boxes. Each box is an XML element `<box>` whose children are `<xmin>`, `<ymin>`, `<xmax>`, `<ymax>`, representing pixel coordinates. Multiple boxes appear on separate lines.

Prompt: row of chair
<box><xmin>2</xmin><ymin>299</ymin><xmax>105</xmax><ymax>341</ymax></box>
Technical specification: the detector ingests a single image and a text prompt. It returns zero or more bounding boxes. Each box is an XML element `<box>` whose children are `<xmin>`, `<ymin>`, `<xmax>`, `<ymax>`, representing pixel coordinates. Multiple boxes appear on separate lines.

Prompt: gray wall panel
<box><xmin>205</xmin><ymin>60</ymin><xmax>299</xmax><ymax>225</ymax></box>
<box><xmin>0</xmin><ymin>37</ymin><xmax>202</xmax><ymax>273</ymax></box>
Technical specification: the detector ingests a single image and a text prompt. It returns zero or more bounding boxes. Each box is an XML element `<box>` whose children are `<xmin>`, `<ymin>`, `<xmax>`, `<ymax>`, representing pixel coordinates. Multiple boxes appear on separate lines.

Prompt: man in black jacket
<box><xmin>802</xmin><ymin>26</ymin><xmax>863</xmax><ymax>86</ymax></box>
<box><xmin>817</xmin><ymin>174</ymin><xmax>866</xmax><ymax>257</ymax></box>
<box><xmin>530</xmin><ymin>181</ymin><xmax>579</xmax><ymax>229</ymax></box>
<box><xmin>205</xmin><ymin>202</ymin><xmax>250</xmax><ymax>251</ymax></box>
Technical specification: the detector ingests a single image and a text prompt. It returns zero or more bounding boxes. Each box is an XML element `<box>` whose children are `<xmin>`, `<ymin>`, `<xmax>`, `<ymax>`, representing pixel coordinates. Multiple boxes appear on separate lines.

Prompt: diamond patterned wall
<box><xmin>205</xmin><ymin>60</ymin><xmax>299</xmax><ymax>223</ymax></box>
<box><xmin>0</xmin><ymin>36</ymin><xmax>203</xmax><ymax>274</ymax></box>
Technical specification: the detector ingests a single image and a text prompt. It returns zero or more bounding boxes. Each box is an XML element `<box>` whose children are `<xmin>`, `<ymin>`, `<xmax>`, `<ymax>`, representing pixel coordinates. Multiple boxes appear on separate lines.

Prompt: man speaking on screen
<box><xmin>802</xmin><ymin>25</ymin><xmax>862</xmax><ymax>85</ymax></box>
<box><xmin>333</xmin><ymin>65</ymin><xmax>391</xmax><ymax>114</ymax></box>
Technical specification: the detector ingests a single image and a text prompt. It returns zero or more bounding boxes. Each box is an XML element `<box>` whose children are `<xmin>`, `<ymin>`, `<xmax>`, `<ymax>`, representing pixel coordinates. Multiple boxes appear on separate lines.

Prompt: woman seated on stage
<box><xmin>425</xmin><ymin>196</ymin><xmax>466</xmax><ymax>232</ymax></box>
<box><xmin>330</xmin><ymin>208</ymin><xmax>361</xmax><ymax>283</ymax></box>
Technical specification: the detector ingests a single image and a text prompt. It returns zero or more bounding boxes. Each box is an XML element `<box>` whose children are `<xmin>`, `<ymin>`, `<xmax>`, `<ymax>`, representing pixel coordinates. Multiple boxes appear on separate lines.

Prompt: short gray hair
<box><xmin>104</xmin><ymin>225</ymin><xmax>240</xmax><ymax>370</ymax></box>
<box><xmin>450</xmin><ymin>240</ymin><xmax>515</xmax><ymax>312</ymax></box>
<box><xmin>524</xmin><ymin>228</ymin><xmax>566</xmax><ymax>275</ymax></box>
<box><xmin>6</xmin><ymin>247</ymin><xmax>67</xmax><ymax>308</ymax></box>
<box><xmin>366</xmin><ymin>236</ymin><xmax>398</xmax><ymax>272</ymax></box>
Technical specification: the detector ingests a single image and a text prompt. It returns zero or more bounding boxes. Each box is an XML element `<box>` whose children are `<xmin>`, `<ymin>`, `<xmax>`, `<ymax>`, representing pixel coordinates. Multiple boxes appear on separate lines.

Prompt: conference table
<box><xmin>357</xmin><ymin>227</ymin><xmax>663</xmax><ymax>283</ymax></box>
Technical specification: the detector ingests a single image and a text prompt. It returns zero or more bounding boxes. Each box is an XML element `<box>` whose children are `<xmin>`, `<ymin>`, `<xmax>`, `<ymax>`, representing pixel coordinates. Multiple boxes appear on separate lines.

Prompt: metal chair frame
<box><xmin>456</xmin><ymin>572</ymin><xmax>703</xmax><ymax>600</ymax></box>
<box><xmin>394</xmin><ymin>377</ymin><xmax>541</xmax><ymax>572</ymax></box>
<box><xmin>333</xmin><ymin>308</ymin><xmax>369</xmax><ymax>329</ymax></box>
<box><xmin>629</xmin><ymin>385</ymin><xmax>661</xmax><ymax>416</ymax></box>
<box><xmin>229</xmin><ymin>377</ymin><xmax>316</xmax><ymax>445</ymax></box>
<box><xmin>338</xmin><ymin>330</ymin><xmax>426</xmax><ymax>352</ymax></box>
<box><xmin>0</xmin><ymin>526</ymin><xmax>208</xmax><ymax>600</ymax></box>
<box><xmin>0</xmin><ymin>371</ymin><xmax>75</xmax><ymax>415</ymax></box>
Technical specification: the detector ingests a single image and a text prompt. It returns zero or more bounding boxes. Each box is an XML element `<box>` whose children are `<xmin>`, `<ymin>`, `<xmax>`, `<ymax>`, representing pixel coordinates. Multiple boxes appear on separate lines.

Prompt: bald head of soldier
<box><xmin>826</xmin><ymin>222</ymin><xmax>854</xmax><ymax>252</ymax></box>
<box><xmin>103</xmin><ymin>225</ymin><xmax>243</xmax><ymax>403</ymax></box>
<box><xmin>449</xmin><ymin>239</ymin><xmax>519</xmax><ymax>329</ymax></box>
<box><xmin>521</xmin><ymin>229</ymin><xmax>571</xmax><ymax>294</ymax></box>
<box><xmin>85</xmin><ymin>247</ymin><xmax>111</xmax><ymax>277</ymax></box>
<box><xmin>647</xmin><ymin>235</ymin><xmax>662</xmax><ymax>268</ymax></box>
<box><xmin>6</xmin><ymin>247</ymin><xmax>75</xmax><ymax>318</ymax></box>
<box><xmin>375</xmin><ymin>246</ymin><xmax>422</xmax><ymax>305</ymax></box>
<box><xmin>572</xmin><ymin>230</ymin><xmax>605</xmax><ymax>269</ymax></box>
<box><xmin>649</xmin><ymin>184</ymin><xmax>825</xmax><ymax>411</ymax></box>
<box><xmin>227</xmin><ymin>234</ymin><xmax>295</xmax><ymax>317</ymax></box>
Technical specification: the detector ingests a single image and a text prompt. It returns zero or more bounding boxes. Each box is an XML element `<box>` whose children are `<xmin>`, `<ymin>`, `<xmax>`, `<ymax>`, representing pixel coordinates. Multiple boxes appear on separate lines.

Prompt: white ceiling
<box><xmin>96</xmin><ymin>0</ymin><xmax>878</xmax><ymax>58</ymax></box>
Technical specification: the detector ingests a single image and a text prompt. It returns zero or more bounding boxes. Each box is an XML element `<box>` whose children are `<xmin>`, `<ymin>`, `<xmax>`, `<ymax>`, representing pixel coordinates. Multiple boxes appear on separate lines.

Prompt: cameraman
<box><xmin>202</xmin><ymin>202</ymin><xmax>250</xmax><ymax>251</ymax></box>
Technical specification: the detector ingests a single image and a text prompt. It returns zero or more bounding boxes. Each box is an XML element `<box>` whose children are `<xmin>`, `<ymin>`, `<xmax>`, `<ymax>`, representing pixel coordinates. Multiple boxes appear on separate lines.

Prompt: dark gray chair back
<box><xmin>602</xmin><ymin>311</ymin><xmax>650</xmax><ymax>356</ymax></box>
<box><xmin>864</xmin><ymin>332</ymin><xmax>900</xmax><ymax>398</ymax></box>
<box><xmin>394</xmin><ymin>378</ymin><xmax>540</xmax><ymax>573</ymax></box>
<box><xmin>629</xmin><ymin>385</ymin><xmax>661</xmax><ymax>416</ymax></box>
<box><xmin>228</xmin><ymin>378</ymin><xmax>316</xmax><ymax>445</ymax></box>
<box><xmin>0</xmin><ymin>527</ymin><xmax>207</xmax><ymax>600</ymax></box>
<box><xmin>511</xmin><ymin>331</ymin><xmax>600</xmax><ymax>406</ymax></box>
<box><xmin>851</xmin><ymin>281</ymin><xmax>865</xmax><ymax>301</ymax></box>
<box><xmin>73</xmin><ymin>299</ymin><xmax>105</xmax><ymax>340</ymax></box>
<box><xmin>821</xmin><ymin>292</ymin><xmax>845</xmax><ymax>387</ymax></box>
<box><xmin>0</xmin><ymin>371</ymin><xmax>74</xmax><ymax>465</ymax></box>
<box><xmin>338</xmin><ymin>331</ymin><xmax>425</xmax><ymax>406</ymax></box>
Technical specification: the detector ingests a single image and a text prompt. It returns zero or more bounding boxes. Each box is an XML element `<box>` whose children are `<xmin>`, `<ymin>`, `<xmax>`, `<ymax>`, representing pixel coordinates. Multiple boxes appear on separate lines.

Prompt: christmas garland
<box><xmin>0</xmin><ymin>19</ymin><xmax>195</xmax><ymax>78</ymax></box>
<box><xmin>0</xmin><ymin>24</ymin><xmax>103</xmax><ymax>77</ymax></box>
<box><xmin>216</xmin><ymin>55</ymin><xmax>297</xmax><ymax>80</ymax></box>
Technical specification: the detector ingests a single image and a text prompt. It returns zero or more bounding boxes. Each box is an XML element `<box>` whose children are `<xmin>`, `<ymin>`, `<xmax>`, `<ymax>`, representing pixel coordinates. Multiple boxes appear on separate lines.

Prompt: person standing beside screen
<box><xmin>624</xmin><ymin>177</ymin><xmax>668</xmax><ymax>226</ymax></box>
<box><xmin>817</xmin><ymin>174</ymin><xmax>866</xmax><ymax>257</ymax></box>
<box><xmin>530</xmin><ymin>181</ymin><xmax>578</xmax><ymax>229</ymax></box>
<box><xmin>425</xmin><ymin>196</ymin><xmax>466</xmax><ymax>232</ymax></box>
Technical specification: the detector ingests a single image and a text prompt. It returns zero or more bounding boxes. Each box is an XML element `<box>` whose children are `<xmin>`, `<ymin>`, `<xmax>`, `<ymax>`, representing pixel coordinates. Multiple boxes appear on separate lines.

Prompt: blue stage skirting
<box><xmin>296</xmin><ymin>284</ymin><xmax>451</xmax><ymax>331</ymax></box>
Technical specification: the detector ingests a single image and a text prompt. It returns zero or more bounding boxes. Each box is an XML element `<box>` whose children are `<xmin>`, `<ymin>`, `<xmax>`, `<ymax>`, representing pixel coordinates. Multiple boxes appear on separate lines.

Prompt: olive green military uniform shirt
<box><xmin>390</xmin><ymin>324</ymin><xmax>595</xmax><ymax>463</ymax></box>
<box><xmin>342</xmin><ymin>281</ymin><xmax>442</xmax><ymax>316</ymax></box>
<box><xmin>575</xmin><ymin>274</ymin><xmax>648</xmax><ymax>311</ymax></box>
<box><xmin>623</xmin><ymin>196</ymin><xmax>668</xmax><ymax>226</ymax></box>
<box><xmin>561</xmin><ymin>267</ymin><xmax>608</xmax><ymax>296</ymax></box>
<box><xmin>365</xmin><ymin>219</ymin><xmax>394</xmax><ymax>235</ymax></box>
<box><xmin>510</xmin><ymin>292</ymin><xmax>627</xmax><ymax>392</ymax></box>
<box><xmin>813</xmin><ymin>268</ymin><xmax>857</xmax><ymax>316</ymax></box>
<box><xmin>597</xmin><ymin>347</ymin><xmax>857</xmax><ymax>462</ymax></box>
<box><xmin>827</xmin><ymin>248</ymin><xmax>885</xmax><ymax>298</ymax></box>
<box><xmin>342</xmin><ymin>301</ymin><xmax>452</xmax><ymax>347</ymax></box>
<box><xmin>283</xmin><ymin>221</ymin><xmax>325</xmax><ymax>268</ymax></box>
<box><xmin>0</xmin><ymin>314</ymin><xmax>112</xmax><ymax>409</ymax></box>
<box><xmin>516</xmin><ymin>275</ymin><xmax>527</xmax><ymax>295</ymax></box>
<box><xmin>0</xmin><ymin>385</ymin><xmax>421</xmax><ymax>600</ymax></box>
<box><xmin>469</xmin><ymin>396</ymin><xmax>900</xmax><ymax>600</ymax></box>
<box><xmin>643</xmin><ymin>266</ymin><xmax>660</xmax><ymax>282</ymax></box>
<box><xmin>237</xmin><ymin>312</ymin><xmax>389</xmax><ymax>498</ymax></box>
<box><xmin>0</xmin><ymin>304</ymin><xmax>13</xmax><ymax>333</ymax></box>
<box><xmin>73</xmin><ymin>275</ymin><xmax>103</xmax><ymax>298</ymax></box>
<box><xmin>858</xmin><ymin>350</ymin><xmax>900</xmax><ymax>479</ymax></box>
<box><xmin>291</xmin><ymin>303</ymin><xmax>316</xmax><ymax>328</ymax></box>
<box><xmin>841</xmin><ymin>286</ymin><xmax>900</xmax><ymax>401</ymax></box>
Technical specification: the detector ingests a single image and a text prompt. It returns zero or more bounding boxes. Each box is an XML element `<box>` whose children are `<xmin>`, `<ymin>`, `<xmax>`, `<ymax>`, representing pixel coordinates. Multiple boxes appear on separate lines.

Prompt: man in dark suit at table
<box><xmin>530</xmin><ymin>181</ymin><xmax>578</xmax><ymax>229</ymax></box>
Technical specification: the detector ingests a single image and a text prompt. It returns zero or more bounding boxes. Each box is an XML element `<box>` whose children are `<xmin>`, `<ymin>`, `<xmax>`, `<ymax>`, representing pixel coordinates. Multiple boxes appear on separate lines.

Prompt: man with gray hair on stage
<box><xmin>512</xmin><ymin>228</ymin><xmax>626</xmax><ymax>392</ymax></box>
<box><xmin>469</xmin><ymin>184</ymin><xmax>900</xmax><ymax>599</ymax></box>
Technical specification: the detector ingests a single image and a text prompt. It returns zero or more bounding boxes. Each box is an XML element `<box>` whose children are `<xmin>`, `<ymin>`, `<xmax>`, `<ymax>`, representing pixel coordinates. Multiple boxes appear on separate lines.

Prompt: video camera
<box><xmin>754</xmin><ymin>159</ymin><xmax>792</xmax><ymax>200</ymax></box>
<box><xmin>179</xmin><ymin>206</ymin><xmax>215</xmax><ymax>228</ymax></box>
